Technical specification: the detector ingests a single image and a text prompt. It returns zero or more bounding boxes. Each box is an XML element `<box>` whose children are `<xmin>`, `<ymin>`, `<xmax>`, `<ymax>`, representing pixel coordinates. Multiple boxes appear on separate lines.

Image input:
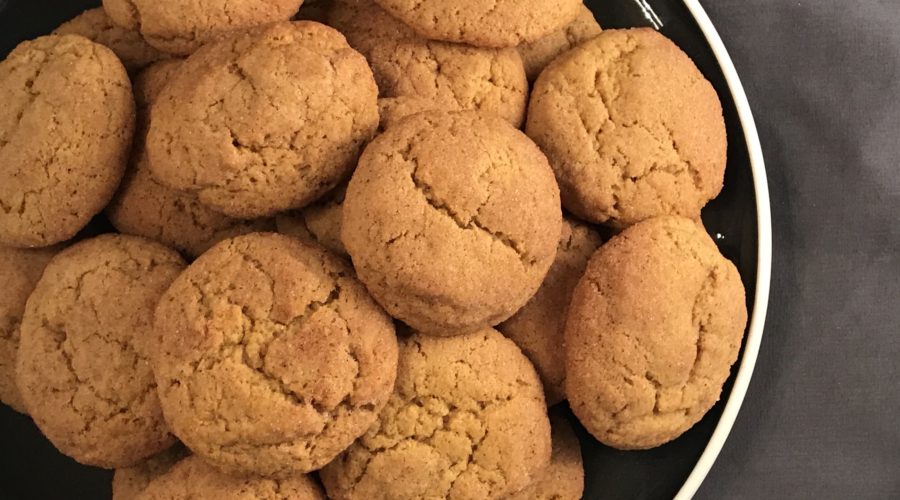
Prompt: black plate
<box><xmin>0</xmin><ymin>1</ymin><xmax>760</xmax><ymax>498</ymax></box>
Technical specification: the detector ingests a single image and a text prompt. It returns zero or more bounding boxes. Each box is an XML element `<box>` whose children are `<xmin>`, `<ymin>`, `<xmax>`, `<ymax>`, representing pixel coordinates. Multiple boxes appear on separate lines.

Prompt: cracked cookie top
<box><xmin>112</xmin><ymin>444</ymin><xmax>189</xmax><ymax>500</ymax></box>
<box><xmin>507</xmin><ymin>413</ymin><xmax>584</xmax><ymax>500</ymax></box>
<box><xmin>329</xmin><ymin>0</ymin><xmax>528</xmax><ymax>128</ymax></box>
<box><xmin>320</xmin><ymin>328</ymin><xmax>551</xmax><ymax>500</ymax></box>
<box><xmin>15</xmin><ymin>234</ymin><xmax>186</xmax><ymax>468</ymax></box>
<box><xmin>517</xmin><ymin>3</ymin><xmax>602</xmax><ymax>82</ymax></box>
<box><xmin>372</xmin><ymin>0</ymin><xmax>582</xmax><ymax>48</ymax></box>
<box><xmin>146</xmin><ymin>21</ymin><xmax>378</xmax><ymax>219</ymax></box>
<box><xmin>135</xmin><ymin>455</ymin><xmax>325</xmax><ymax>500</ymax></box>
<box><xmin>565</xmin><ymin>216</ymin><xmax>747</xmax><ymax>449</ymax></box>
<box><xmin>0</xmin><ymin>34</ymin><xmax>134</xmax><ymax>247</ymax></box>
<box><xmin>526</xmin><ymin>28</ymin><xmax>727</xmax><ymax>228</ymax></box>
<box><xmin>153</xmin><ymin>233</ymin><xmax>398</xmax><ymax>477</ymax></box>
<box><xmin>101</xmin><ymin>0</ymin><xmax>304</xmax><ymax>55</ymax></box>
<box><xmin>341</xmin><ymin>110</ymin><xmax>562</xmax><ymax>337</ymax></box>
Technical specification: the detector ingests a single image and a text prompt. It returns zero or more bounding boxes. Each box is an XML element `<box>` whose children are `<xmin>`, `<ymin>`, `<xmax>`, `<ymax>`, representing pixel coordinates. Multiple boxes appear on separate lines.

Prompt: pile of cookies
<box><xmin>0</xmin><ymin>0</ymin><xmax>748</xmax><ymax>498</ymax></box>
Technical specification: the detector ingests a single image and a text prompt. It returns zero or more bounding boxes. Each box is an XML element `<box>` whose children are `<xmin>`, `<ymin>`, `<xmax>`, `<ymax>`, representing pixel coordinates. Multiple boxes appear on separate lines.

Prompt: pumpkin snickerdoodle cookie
<box><xmin>153</xmin><ymin>233</ymin><xmax>398</xmax><ymax>477</ymax></box>
<box><xmin>53</xmin><ymin>8</ymin><xmax>169</xmax><ymax>72</ymax></box>
<box><xmin>507</xmin><ymin>413</ymin><xmax>584</xmax><ymax>500</ymax></box>
<box><xmin>526</xmin><ymin>28</ymin><xmax>727</xmax><ymax>228</ymax></box>
<box><xmin>15</xmin><ymin>235</ymin><xmax>186</xmax><ymax>468</ymax></box>
<box><xmin>342</xmin><ymin>111</ymin><xmax>562</xmax><ymax>337</ymax></box>
<box><xmin>321</xmin><ymin>328</ymin><xmax>551</xmax><ymax>499</ymax></box>
<box><xmin>565</xmin><ymin>216</ymin><xmax>747</xmax><ymax>449</ymax></box>
<box><xmin>112</xmin><ymin>445</ymin><xmax>189</xmax><ymax>500</ymax></box>
<box><xmin>0</xmin><ymin>35</ymin><xmax>134</xmax><ymax>248</ymax></box>
<box><xmin>517</xmin><ymin>3</ymin><xmax>602</xmax><ymax>82</ymax></box>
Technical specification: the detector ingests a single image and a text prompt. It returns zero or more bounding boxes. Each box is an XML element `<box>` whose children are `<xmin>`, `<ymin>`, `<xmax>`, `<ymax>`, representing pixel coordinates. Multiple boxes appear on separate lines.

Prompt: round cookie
<box><xmin>341</xmin><ymin>111</ymin><xmax>562</xmax><ymax>337</ymax></box>
<box><xmin>498</xmin><ymin>217</ymin><xmax>602</xmax><ymax>405</ymax></box>
<box><xmin>526</xmin><ymin>28</ymin><xmax>727</xmax><ymax>227</ymax></box>
<box><xmin>146</xmin><ymin>22</ymin><xmax>379</xmax><ymax>219</ymax></box>
<box><xmin>276</xmin><ymin>183</ymin><xmax>348</xmax><ymax>258</ymax></box>
<box><xmin>15</xmin><ymin>235</ymin><xmax>186</xmax><ymax>467</ymax></box>
<box><xmin>0</xmin><ymin>245</ymin><xmax>59</xmax><ymax>413</ymax></box>
<box><xmin>0</xmin><ymin>35</ymin><xmax>134</xmax><ymax>247</ymax></box>
<box><xmin>507</xmin><ymin>413</ymin><xmax>584</xmax><ymax>500</ymax></box>
<box><xmin>320</xmin><ymin>329</ymin><xmax>551</xmax><ymax>499</ymax></box>
<box><xmin>329</xmin><ymin>0</ymin><xmax>528</xmax><ymax>128</ymax></box>
<box><xmin>108</xmin><ymin>60</ymin><xmax>273</xmax><ymax>258</ymax></box>
<box><xmin>135</xmin><ymin>455</ymin><xmax>325</xmax><ymax>500</ymax></box>
<box><xmin>517</xmin><ymin>3</ymin><xmax>602</xmax><ymax>81</ymax></box>
<box><xmin>102</xmin><ymin>0</ymin><xmax>304</xmax><ymax>55</ymax></box>
<box><xmin>112</xmin><ymin>445</ymin><xmax>189</xmax><ymax>500</ymax></box>
<box><xmin>565</xmin><ymin>216</ymin><xmax>747</xmax><ymax>449</ymax></box>
<box><xmin>153</xmin><ymin>233</ymin><xmax>398</xmax><ymax>477</ymax></box>
<box><xmin>53</xmin><ymin>8</ymin><xmax>170</xmax><ymax>72</ymax></box>
<box><xmin>372</xmin><ymin>0</ymin><xmax>582</xmax><ymax>48</ymax></box>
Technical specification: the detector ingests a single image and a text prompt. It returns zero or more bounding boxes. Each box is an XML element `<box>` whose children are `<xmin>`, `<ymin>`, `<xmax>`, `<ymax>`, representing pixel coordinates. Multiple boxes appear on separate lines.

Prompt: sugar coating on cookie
<box><xmin>276</xmin><ymin>184</ymin><xmax>348</xmax><ymax>258</ymax></box>
<box><xmin>153</xmin><ymin>233</ymin><xmax>398</xmax><ymax>477</ymax></box>
<box><xmin>565</xmin><ymin>216</ymin><xmax>747</xmax><ymax>449</ymax></box>
<box><xmin>112</xmin><ymin>445</ymin><xmax>189</xmax><ymax>500</ymax></box>
<box><xmin>498</xmin><ymin>218</ymin><xmax>602</xmax><ymax>405</ymax></box>
<box><xmin>507</xmin><ymin>413</ymin><xmax>584</xmax><ymax>500</ymax></box>
<box><xmin>108</xmin><ymin>60</ymin><xmax>273</xmax><ymax>258</ymax></box>
<box><xmin>53</xmin><ymin>8</ymin><xmax>170</xmax><ymax>72</ymax></box>
<box><xmin>0</xmin><ymin>35</ymin><xmax>134</xmax><ymax>247</ymax></box>
<box><xmin>146</xmin><ymin>22</ymin><xmax>379</xmax><ymax>219</ymax></box>
<box><xmin>517</xmin><ymin>3</ymin><xmax>602</xmax><ymax>81</ymax></box>
<box><xmin>15</xmin><ymin>235</ymin><xmax>186</xmax><ymax>467</ymax></box>
<box><xmin>526</xmin><ymin>28</ymin><xmax>727</xmax><ymax>227</ymax></box>
<box><xmin>321</xmin><ymin>329</ymin><xmax>551</xmax><ymax>499</ymax></box>
<box><xmin>0</xmin><ymin>245</ymin><xmax>59</xmax><ymax>414</ymax></box>
<box><xmin>135</xmin><ymin>455</ymin><xmax>325</xmax><ymax>500</ymax></box>
<box><xmin>330</xmin><ymin>0</ymin><xmax>528</xmax><ymax>128</ymax></box>
<box><xmin>372</xmin><ymin>0</ymin><xmax>582</xmax><ymax>48</ymax></box>
<box><xmin>342</xmin><ymin>111</ymin><xmax>562</xmax><ymax>336</ymax></box>
<box><xmin>102</xmin><ymin>0</ymin><xmax>304</xmax><ymax>55</ymax></box>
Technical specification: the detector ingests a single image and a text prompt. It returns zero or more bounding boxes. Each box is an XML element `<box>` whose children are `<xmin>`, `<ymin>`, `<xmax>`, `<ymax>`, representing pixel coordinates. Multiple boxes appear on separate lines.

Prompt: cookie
<box><xmin>517</xmin><ymin>3</ymin><xmax>602</xmax><ymax>81</ymax></box>
<box><xmin>53</xmin><ymin>8</ymin><xmax>170</xmax><ymax>72</ymax></box>
<box><xmin>320</xmin><ymin>329</ymin><xmax>551</xmax><ymax>499</ymax></box>
<box><xmin>526</xmin><ymin>28</ymin><xmax>727</xmax><ymax>227</ymax></box>
<box><xmin>498</xmin><ymin>217</ymin><xmax>602</xmax><ymax>405</ymax></box>
<box><xmin>0</xmin><ymin>35</ymin><xmax>134</xmax><ymax>247</ymax></box>
<box><xmin>15</xmin><ymin>235</ymin><xmax>186</xmax><ymax>467</ymax></box>
<box><xmin>112</xmin><ymin>445</ymin><xmax>189</xmax><ymax>500</ymax></box>
<box><xmin>108</xmin><ymin>60</ymin><xmax>273</xmax><ymax>258</ymax></box>
<box><xmin>372</xmin><ymin>0</ymin><xmax>582</xmax><ymax>48</ymax></box>
<box><xmin>135</xmin><ymin>455</ymin><xmax>325</xmax><ymax>500</ymax></box>
<box><xmin>146</xmin><ymin>22</ymin><xmax>379</xmax><ymax>219</ymax></box>
<box><xmin>507</xmin><ymin>413</ymin><xmax>584</xmax><ymax>500</ymax></box>
<box><xmin>102</xmin><ymin>0</ymin><xmax>304</xmax><ymax>55</ymax></box>
<box><xmin>565</xmin><ymin>216</ymin><xmax>747</xmax><ymax>449</ymax></box>
<box><xmin>0</xmin><ymin>245</ymin><xmax>59</xmax><ymax>413</ymax></box>
<box><xmin>329</xmin><ymin>0</ymin><xmax>528</xmax><ymax>128</ymax></box>
<box><xmin>276</xmin><ymin>183</ymin><xmax>348</xmax><ymax>258</ymax></box>
<box><xmin>341</xmin><ymin>111</ymin><xmax>562</xmax><ymax>336</ymax></box>
<box><xmin>153</xmin><ymin>233</ymin><xmax>398</xmax><ymax>477</ymax></box>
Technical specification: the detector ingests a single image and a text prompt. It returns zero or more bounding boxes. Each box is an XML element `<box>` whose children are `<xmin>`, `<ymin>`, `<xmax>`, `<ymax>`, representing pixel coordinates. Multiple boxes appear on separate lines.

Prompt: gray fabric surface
<box><xmin>696</xmin><ymin>1</ymin><xmax>900</xmax><ymax>498</ymax></box>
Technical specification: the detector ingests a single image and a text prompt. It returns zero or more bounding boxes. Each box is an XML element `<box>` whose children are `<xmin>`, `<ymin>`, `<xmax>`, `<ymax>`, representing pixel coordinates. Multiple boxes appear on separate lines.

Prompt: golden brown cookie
<box><xmin>342</xmin><ymin>111</ymin><xmax>562</xmax><ymax>337</ymax></box>
<box><xmin>102</xmin><ymin>0</ymin><xmax>304</xmax><ymax>55</ymax></box>
<box><xmin>507</xmin><ymin>413</ymin><xmax>584</xmax><ymax>500</ymax></box>
<box><xmin>108</xmin><ymin>60</ymin><xmax>273</xmax><ymax>258</ymax></box>
<box><xmin>154</xmin><ymin>233</ymin><xmax>398</xmax><ymax>477</ymax></box>
<box><xmin>135</xmin><ymin>455</ymin><xmax>325</xmax><ymax>500</ymax></box>
<box><xmin>526</xmin><ymin>28</ymin><xmax>727</xmax><ymax>228</ymax></box>
<box><xmin>53</xmin><ymin>8</ymin><xmax>170</xmax><ymax>72</ymax></box>
<box><xmin>112</xmin><ymin>445</ymin><xmax>189</xmax><ymax>500</ymax></box>
<box><xmin>276</xmin><ymin>184</ymin><xmax>348</xmax><ymax>258</ymax></box>
<box><xmin>498</xmin><ymin>218</ymin><xmax>602</xmax><ymax>405</ymax></box>
<box><xmin>321</xmin><ymin>329</ymin><xmax>551</xmax><ymax>499</ymax></box>
<box><xmin>0</xmin><ymin>35</ymin><xmax>134</xmax><ymax>247</ymax></box>
<box><xmin>565</xmin><ymin>216</ymin><xmax>747</xmax><ymax>449</ymax></box>
<box><xmin>0</xmin><ymin>245</ymin><xmax>59</xmax><ymax>413</ymax></box>
<box><xmin>372</xmin><ymin>0</ymin><xmax>582</xmax><ymax>48</ymax></box>
<box><xmin>15</xmin><ymin>235</ymin><xmax>185</xmax><ymax>467</ymax></box>
<box><xmin>146</xmin><ymin>22</ymin><xmax>379</xmax><ymax>219</ymax></box>
<box><xmin>517</xmin><ymin>3</ymin><xmax>602</xmax><ymax>81</ymax></box>
<box><xmin>329</xmin><ymin>0</ymin><xmax>528</xmax><ymax>128</ymax></box>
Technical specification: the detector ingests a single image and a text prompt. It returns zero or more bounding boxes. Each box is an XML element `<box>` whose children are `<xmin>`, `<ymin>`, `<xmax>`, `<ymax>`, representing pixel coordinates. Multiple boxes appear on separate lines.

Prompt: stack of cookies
<box><xmin>0</xmin><ymin>0</ymin><xmax>748</xmax><ymax>498</ymax></box>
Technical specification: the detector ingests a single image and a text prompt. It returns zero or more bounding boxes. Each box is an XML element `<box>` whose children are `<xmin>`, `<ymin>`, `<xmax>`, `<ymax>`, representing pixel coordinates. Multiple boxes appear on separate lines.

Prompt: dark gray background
<box><xmin>696</xmin><ymin>1</ymin><xmax>900</xmax><ymax>498</ymax></box>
